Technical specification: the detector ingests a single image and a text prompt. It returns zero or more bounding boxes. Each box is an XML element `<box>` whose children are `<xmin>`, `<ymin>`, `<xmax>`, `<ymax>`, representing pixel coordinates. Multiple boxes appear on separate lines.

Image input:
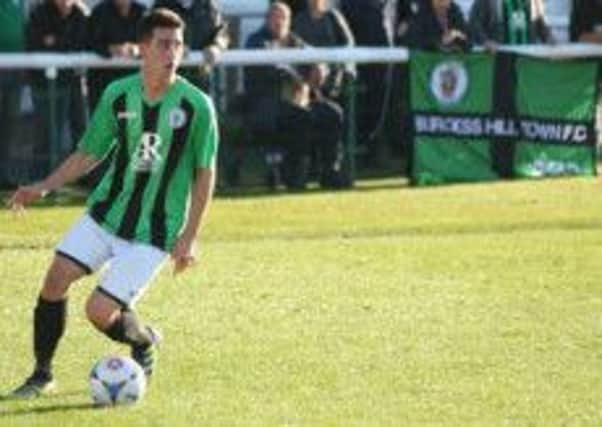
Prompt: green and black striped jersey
<box><xmin>79</xmin><ymin>73</ymin><xmax>218</xmax><ymax>251</ymax></box>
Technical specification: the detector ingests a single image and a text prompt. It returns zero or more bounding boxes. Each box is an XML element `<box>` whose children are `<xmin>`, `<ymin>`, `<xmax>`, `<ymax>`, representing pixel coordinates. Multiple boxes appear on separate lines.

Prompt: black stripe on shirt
<box><xmin>150</xmin><ymin>99</ymin><xmax>195</xmax><ymax>249</ymax></box>
<box><xmin>117</xmin><ymin>102</ymin><xmax>161</xmax><ymax>240</ymax></box>
<box><xmin>90</xmin><ymin>94</ymin><xmax>129</xmax><ymax>224</ymax></box>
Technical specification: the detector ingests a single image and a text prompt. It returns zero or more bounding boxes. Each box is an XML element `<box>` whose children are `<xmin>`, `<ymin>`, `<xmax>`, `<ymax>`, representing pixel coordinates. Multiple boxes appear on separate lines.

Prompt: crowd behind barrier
<box><xmin>0</xmin><ymin>0</ymin><xmax>600</xmax><ymax>191</ymax></box>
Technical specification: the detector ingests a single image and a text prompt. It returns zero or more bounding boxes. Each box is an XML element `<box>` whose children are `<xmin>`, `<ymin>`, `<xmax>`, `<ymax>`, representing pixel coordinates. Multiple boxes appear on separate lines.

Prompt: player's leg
<box><xmin>9</xmin><ymin>215</ymin><xmax>111</xmax><ymax>399</ymax></box>
<box><xmin>9</xmin><ymin>255</ymin><xmax>89</xmax><ymax>398</ymax></box>
<box><xmin>86</xmin><ymin>241</ymin><xmax>168</xmax><ymax>378</ymax></box>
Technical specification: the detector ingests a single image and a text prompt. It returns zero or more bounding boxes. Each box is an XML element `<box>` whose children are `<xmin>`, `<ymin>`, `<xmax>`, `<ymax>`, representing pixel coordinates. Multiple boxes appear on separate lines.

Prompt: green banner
<box><xmin>513</xmin><ymin>57</ymin><xmax>598</xmax><ymax>178</ymax></box>
<box><xmin>409</xmin><ymin>50</ymin><xmax>599</xmax><ymax>186</ymax></box>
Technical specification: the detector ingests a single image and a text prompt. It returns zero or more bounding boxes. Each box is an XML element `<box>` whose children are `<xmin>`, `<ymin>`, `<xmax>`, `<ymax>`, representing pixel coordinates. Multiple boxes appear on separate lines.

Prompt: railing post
<box><xmin>344</xmin><ymin>80</ymin><xmax>358</xmax><ymax>183</ymax></box>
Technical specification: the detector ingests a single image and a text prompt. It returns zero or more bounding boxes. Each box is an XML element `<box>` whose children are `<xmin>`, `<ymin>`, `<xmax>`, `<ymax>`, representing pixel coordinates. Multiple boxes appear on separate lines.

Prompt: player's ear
<box><xmin>138</xmin><ymin>39</ymin><xmax>150</xmax><ymax>58</ymax></box>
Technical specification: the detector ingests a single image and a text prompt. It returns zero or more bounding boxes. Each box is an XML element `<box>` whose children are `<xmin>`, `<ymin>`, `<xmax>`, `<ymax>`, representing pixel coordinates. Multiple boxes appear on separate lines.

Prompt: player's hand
<box><xmin>6</xmin><ymin>183</ymin><xmax>47</xmax><ymax>212</ymax></box>
<box><xmin>171</xmin><ymin>233</ymin><xmax>197</xmax><ymax>275</ymax></box>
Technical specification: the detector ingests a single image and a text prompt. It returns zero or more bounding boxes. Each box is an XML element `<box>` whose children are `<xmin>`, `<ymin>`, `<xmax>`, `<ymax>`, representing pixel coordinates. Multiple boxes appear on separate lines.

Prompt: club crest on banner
<box><xmin>430</xmin><ymin>60</ymin><xmax>469</xmax><ymax>106</ymax></box>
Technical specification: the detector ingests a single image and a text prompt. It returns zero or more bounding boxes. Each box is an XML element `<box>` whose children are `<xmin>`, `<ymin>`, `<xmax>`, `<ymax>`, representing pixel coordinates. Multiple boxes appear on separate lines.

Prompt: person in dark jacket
<box><xmin>152</xmin><ymin>0</ymin><xmax>229</xmax><ymax>91</ymax></box>
<box><xmin>245</xmin><ymin>2</ymin><xmax>306</xmax><ymax>134</ymax></box>
<box><xmin>407</xmin><ymin>0</ymin><xmax>472</xmax><ymax>52</ymax></box>
<box><xmin>293</xmin><ymin>0</ymin><xmax>355</xmax><ymax>99</ymax></box>
<box><xmin>245</xmin><ymin>2</ymin><xmax>347</xmax><ymax>190</ymax></box>
<box><xmin>87</xmin><ymin>0</ymin><xmax>146</xmax><ymax>111</ymax></box>
<box><xmin>340</xmin><ymin>0</ymin><xmax>410</xmax><ymax>166</ymax></box>
<box><xmin>26</xmin><ymin>0</ymin><xmax>89</xmax><ymax>168</ymax></box>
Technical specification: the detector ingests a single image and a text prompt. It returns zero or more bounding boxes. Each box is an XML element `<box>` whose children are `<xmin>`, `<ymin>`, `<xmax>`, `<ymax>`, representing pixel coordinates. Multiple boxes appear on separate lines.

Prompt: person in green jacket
<box><xmin>0</xmin><ymin>0</ymin><xmax>24</xmax><ymax>187</ymax></box>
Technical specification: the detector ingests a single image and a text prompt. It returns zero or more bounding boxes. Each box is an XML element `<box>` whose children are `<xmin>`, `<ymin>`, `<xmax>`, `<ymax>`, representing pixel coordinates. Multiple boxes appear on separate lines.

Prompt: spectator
<box><xmin>87</xmin><ymin>0</ymin><xmax>146</xmax><ymax>111</ymax></box>
<box><xmin>0</xmin><ymin>0</ymin><xmax>24</xmax><ymax>186</ymax></box>
<box><xmin>469</xmin><ymin>0</ymin><xmax>554</xmax><ymax>47</ymax></box>
<box><xmin>293</xmin><ymin>0</ymin><xmax>355</xmax><ymax>99</ymax></box>
<box><xmin>152</xmin><ymin>0</ymin><xmax>229</xmax><ymax>91</ymax></box>
<box><xmin>341</xmin><ymin>0</ymin><xmax>399</xmax><ymax>47</ymax></box>
<box><xmin>407</xmin><ymin>0</ymin><xmax>472</xmax><ymax>52</ymax></box>
<box><xmin>245</xmin><ymin>2</ymin><xmax>347</xmax><ymax>189</ymax></box>
<box><xmin>26</xmin><ymin>0</ymin><xmax>89</xmax><ymax>166</ymax></box>
<box><xmin>245</xmin><ymin>1</ymin><xmax>305</xmax><ymax>133</ymax></box>
<box><xmin>569</xmin><ymin>0</ymin><xmax>602</xmax><ymax>43</ymax></box>
<box><xmin>340</xmin><ymin>0</ymin><xmax>405</xmax><ymax>166</ymax></box>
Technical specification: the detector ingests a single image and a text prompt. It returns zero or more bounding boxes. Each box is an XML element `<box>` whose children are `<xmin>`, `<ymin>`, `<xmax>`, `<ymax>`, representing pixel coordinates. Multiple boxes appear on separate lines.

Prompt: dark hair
<box><xmin>137</xmin><ymin>8</ymin><xmax>185</xmax><ymax>42</ymax></box>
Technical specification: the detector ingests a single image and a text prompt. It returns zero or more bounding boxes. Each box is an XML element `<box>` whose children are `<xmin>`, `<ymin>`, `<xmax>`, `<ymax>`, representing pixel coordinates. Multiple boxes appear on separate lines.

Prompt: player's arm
<box><xmin>7</xmin><ymin>151</ymin><xmax>100</xmax><ymax>210</ymax></box>
<box><xmin>171</xmin><ymin>167</ymin><xmax>216</xmax><ymax>274</ymax></box>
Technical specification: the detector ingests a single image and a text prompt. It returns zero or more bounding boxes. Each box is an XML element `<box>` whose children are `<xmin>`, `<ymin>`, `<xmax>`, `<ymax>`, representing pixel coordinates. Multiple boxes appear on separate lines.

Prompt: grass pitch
<box><xmin>0</xmin><ymin>177</ymin><xmax>601</xmax><ymax>426</ymax></box>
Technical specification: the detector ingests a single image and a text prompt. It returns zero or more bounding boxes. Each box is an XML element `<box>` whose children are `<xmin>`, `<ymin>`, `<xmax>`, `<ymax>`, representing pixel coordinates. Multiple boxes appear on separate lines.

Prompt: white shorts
<box><xmin>56</xmin><ymin>214</ymin><xmax>168</xmax><ymax>307</ymax></box>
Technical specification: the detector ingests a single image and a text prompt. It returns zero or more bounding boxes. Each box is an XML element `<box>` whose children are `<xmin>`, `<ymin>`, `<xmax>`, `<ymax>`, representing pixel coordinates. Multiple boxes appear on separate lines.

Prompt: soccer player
<box><xmin>6</xmin><ymin>8</ymin><xmax>218</xmax><ymax>398</ymax></box>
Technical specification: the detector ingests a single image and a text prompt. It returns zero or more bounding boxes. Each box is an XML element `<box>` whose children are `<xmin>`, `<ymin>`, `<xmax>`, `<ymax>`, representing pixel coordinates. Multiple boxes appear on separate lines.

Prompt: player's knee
<box><xmin>85</xmin><ymin>293</ymin><xmax>120</xmax><ymax>331</ymax></box>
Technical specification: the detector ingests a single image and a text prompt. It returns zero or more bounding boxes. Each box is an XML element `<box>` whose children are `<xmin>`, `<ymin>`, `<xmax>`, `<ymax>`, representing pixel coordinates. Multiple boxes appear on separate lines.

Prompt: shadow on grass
<box><xmin>0</xmin><ymin>402</ymin><xmax>98</xmax><ymax>417</ymax></box>
<box><xmin>0</xmin><ymin>389</ymin><xmax>100</xmax><ymax>417</ymax></box>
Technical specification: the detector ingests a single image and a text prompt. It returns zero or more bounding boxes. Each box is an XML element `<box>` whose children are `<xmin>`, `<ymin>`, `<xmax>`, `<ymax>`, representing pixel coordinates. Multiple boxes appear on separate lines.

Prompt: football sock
<box><xmin>33</xmin><ymin>296</ymin><xmax>67</xmax><ymax>378</ymax></box>
<box><xmin>103</xmin><ymin>309</ymin><xmax>152</xmax><ymax>349</ymax></box>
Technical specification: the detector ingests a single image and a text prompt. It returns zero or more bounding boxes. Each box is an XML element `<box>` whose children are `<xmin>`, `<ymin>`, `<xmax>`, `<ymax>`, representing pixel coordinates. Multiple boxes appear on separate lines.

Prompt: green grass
<box><xmin>0</xmin><ymin>177</ymin><xmax>601</xmax><ymax>426</ymax></box>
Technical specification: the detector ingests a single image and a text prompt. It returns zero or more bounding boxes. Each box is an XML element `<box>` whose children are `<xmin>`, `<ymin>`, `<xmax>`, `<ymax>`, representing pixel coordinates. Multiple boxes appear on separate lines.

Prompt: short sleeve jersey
<box><xmin>79</xmin><ymin>73</ymin><xmax>218</xmax><ymax>251</ymax></box>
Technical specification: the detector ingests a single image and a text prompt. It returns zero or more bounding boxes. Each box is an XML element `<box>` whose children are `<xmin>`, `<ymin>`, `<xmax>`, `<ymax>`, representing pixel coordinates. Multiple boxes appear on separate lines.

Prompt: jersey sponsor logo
<box><xmin>430</xmin><ymin>60</ymin><xmax>469</xmax><ymax>106</ymax></box>
<box><xmin>168</xmin><ymin>107</ymin><xmax>187</xmax><ymax>129</ymax></box>
<box><xmin>132</xmin><ymin>132</ymin><xmax>162</xmax><ymax>173</ymax></box>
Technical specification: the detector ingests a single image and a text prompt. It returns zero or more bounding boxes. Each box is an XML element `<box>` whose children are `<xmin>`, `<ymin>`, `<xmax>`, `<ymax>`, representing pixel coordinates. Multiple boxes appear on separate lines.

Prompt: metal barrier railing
<box><xmin>0</xmin><ymin>45</ymin><xmax>600</xmax><ymax>186</ymax></box>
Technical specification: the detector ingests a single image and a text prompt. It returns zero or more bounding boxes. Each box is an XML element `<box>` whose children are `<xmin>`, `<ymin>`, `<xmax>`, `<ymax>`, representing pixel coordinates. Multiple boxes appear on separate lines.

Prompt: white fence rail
<box><xmin>0</xmin><ymin>45</ymin><xmax>600</xmax><ymax>72</ymax></box>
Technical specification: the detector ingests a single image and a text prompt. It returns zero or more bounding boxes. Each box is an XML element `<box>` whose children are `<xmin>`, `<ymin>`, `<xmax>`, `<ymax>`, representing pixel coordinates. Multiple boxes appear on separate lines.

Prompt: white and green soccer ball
<box><xmin>89</xmin><ymin>355</ymin><xmax>146</xmax><ymax>406</ymax></box>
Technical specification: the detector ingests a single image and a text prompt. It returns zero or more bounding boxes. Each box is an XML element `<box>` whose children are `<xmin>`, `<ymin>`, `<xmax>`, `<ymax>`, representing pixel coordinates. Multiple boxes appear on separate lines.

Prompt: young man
<box><xmin>7</xmin><ymin>8</ymin><xmax>218</xmax><ymax>398</ymax></box>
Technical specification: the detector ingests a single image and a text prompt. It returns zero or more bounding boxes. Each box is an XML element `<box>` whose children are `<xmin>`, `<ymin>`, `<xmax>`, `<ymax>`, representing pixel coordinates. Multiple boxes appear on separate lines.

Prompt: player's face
<box><xmin>141</xmin><ymin>27</ymin><xmax>184</xmax><ymax>78</ymax></box>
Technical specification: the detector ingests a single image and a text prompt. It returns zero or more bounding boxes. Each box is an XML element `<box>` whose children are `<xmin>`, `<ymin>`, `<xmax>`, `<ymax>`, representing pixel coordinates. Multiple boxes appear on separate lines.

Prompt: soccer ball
<box><xmin>89</xmin><ymin>355</ymin><xmax>146</xmax><ymax>406</ymax></box>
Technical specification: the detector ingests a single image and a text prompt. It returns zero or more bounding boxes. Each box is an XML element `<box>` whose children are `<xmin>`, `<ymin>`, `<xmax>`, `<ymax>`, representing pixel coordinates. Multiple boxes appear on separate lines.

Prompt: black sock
<box><xmin>103</xmin><ymin>309</ymin><xmax>152</xmax><ymax>349</ymax></box>
<box><xmin>33</xmin><ymin>296</ymin><xmax>67</xmax><ymax>378</ymax></box>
